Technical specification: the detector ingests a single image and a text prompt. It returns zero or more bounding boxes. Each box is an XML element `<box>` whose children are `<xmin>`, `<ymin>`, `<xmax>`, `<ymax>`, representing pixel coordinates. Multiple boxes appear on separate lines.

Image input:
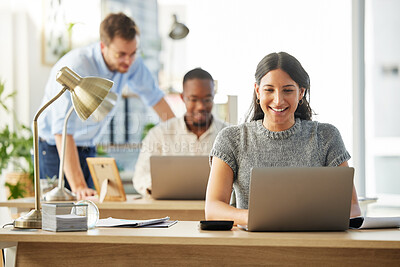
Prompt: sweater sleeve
<box><xmin>318</xmin><ymin>123</ymin><xmax>351</xmax><ymax>166</ymax></box>
<box><xmin>209</xmin><ymin>126</ymin><xmax>239</xmax><ymax>179</ymax></box>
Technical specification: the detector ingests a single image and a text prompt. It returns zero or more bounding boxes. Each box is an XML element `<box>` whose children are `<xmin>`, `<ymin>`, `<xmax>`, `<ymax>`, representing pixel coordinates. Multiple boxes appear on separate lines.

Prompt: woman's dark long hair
<box><xmin>245</xmin><ymin>52</ymin><xmax>313</xmax><ymax>122</ymax></box>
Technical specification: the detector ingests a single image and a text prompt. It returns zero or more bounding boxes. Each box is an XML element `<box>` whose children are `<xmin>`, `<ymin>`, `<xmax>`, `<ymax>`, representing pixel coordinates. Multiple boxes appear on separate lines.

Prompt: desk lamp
<box><xmin>169</xmin><ymin>14</ymin><xmax>189</xmax><ymax>40</ymax></box>
<box><xmin>14</xmin><ymin>66</ymin><xmax>113</xmax><ymax>228</ymax></box>
<box><xmin>167</xmin><ymin>14</ymin><xmax>189</xmax><ymax>93</ymax></box>
<box><xmin>44</xmin><ymin>92</ymin><xmax>117</xmax><ymax>201</ymax></box>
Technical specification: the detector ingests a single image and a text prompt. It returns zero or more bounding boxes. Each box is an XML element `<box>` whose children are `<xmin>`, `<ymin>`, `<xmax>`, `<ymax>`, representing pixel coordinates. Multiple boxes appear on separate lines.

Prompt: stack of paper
<box><xmin>42</xmin><ymin>203</ymin><xmax>88</xmax><ymax>232</ymax></box>
<box><xmin>350</xmin><ymin>216</ymin><xmax>400</xmax><ymax>229</ymax></box>
<box><xmin>96</xmin><ymin>216</ymin><xmax>178</xmax><ymax>228</ymax></box>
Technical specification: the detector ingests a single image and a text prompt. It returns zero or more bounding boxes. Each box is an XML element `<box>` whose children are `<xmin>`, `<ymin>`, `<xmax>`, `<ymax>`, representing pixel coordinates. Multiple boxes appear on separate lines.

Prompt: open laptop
<box><xmin>150</xmin><ymin>155</ymin><xmax>210</xmax><ymax>200</ymax></box>
<box><xmin>244</xmin><ymin>167</ymin><xmax>354</xmax><ymax>232</ymax></box>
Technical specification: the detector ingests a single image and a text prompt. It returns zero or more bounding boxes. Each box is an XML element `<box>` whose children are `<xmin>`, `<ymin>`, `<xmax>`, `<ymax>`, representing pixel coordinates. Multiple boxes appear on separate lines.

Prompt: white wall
<box><xmin>0</xmin><ymin>0</ymin><xmax>52</xmax><ymax>128</ymax></box>
<box><xmin>0</xmin><ymin>1</ymin><xmax>15</xmax><ymax>129</ymax></box>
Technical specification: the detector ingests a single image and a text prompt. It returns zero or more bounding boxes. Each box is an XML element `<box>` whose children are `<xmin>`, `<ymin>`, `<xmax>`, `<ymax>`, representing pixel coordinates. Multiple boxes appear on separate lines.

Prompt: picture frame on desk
<box><xmin>87</xmin><ymin>157</ymin><xmax>126</xmax><ymax>202</ymax></box>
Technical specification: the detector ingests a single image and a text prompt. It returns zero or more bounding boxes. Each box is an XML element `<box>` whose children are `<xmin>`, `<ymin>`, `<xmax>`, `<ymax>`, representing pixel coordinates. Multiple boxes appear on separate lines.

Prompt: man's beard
<box><xmin>192</xmin><ymin>121</ymin><xmax>208</xmax><ymax>127</ymax></box>
<box><xmin>185</xmin><ymin>114</ymin><xmax>213</xmax><ymax>129</ymax></box>
<box><xmin>192</xmin><ymin>114</ymin><xmax>213</xmax><ymax>128</ymax></box>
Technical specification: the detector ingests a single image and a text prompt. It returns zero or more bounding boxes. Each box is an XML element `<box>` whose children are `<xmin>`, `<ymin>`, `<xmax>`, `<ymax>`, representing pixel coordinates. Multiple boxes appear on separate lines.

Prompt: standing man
<box><xmin>133</xmin><ymin>68</ymin><xmax>228</xmax><ymax>196</ymax></box>
<box><xmin>38</xmin><ymin>13</ymin><xmax>175</xmax><ymax>199</ymax></box>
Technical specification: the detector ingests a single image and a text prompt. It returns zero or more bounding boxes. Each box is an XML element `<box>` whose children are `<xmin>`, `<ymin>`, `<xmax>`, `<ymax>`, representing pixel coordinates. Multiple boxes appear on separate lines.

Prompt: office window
<box><xmin>365</xmin><ymin>0</ymin><xmax>400</xmax><ymax>197</ymax></box>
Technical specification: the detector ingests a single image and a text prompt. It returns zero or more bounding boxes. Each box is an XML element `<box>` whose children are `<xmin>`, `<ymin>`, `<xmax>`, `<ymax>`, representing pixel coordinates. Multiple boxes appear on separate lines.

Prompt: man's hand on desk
<box><xmin>74</xmin><ymin>187</ymin><xmax>97</xmax><ymax>200</ymax></box>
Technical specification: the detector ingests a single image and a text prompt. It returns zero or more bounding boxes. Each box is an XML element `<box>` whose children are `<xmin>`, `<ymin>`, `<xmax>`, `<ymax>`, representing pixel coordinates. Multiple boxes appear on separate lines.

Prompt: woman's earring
<box><xmin>256</xmin><ymin>98</ymin><xmax>260</xmax><ymax>105</ymax></box>
<box><xmin>299</xmin><ymin>98</ymin><xmax>304</xmax><ymax>105</ymax></box>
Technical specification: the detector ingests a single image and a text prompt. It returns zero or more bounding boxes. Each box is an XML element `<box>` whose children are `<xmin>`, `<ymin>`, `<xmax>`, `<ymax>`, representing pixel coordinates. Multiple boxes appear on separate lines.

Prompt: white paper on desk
<box><xmin>96</xmin><ymin>216</ymin><xmax>172</xmax><ymax>228</ymax></box>
<box><xmin>359</xmin><ymin>217</ymin><xmax>400</xmax><ymax>229</ymax></box>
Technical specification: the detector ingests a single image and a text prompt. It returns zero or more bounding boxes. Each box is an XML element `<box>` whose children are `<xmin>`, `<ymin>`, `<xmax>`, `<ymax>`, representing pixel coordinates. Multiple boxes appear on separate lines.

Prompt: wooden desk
<box><xmin>1</xmin><ymin>221</ymin><xmax>399</xmax><ymax>266</ymax></box>
<box><xmin>0</xmin><ymin>195</ymin><xmax>205</xmax><ymax>221</ymax></box>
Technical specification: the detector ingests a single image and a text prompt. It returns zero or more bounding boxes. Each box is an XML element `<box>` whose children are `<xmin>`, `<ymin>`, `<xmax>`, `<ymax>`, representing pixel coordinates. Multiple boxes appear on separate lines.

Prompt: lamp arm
<box><xmin>32</xmin><ymin>87</ymin><xmax>67</xmax><ymax>210</ymax></box>
<box><xmin>58</xmin><ymin>106</ymin><xmax>74</xmax><ymax>188</ymax></box>
<box><xmin>33</xmin><ymin>87</ymin><xmax>68</xmax><ymax>122</ymax></box>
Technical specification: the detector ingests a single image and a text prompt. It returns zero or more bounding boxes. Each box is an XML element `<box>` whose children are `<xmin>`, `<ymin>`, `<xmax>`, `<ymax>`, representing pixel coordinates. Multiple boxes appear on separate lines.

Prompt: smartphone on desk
<box><xmin>199</xmin><ymin>220</ymin><xmax>234</xmax><ymax>231</ymax></box>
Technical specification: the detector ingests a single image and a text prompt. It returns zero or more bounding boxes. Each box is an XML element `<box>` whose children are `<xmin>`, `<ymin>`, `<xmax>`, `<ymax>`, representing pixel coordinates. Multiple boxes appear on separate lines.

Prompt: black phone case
<box><xmin>199</xmin><ymin>220</ymin><xmax>234</xmax><ymax>230</ymax></box>
<box><xmin>349</xmin><ymin>216</ymin><xmax>364</xmax><ymax>229</ymax></box>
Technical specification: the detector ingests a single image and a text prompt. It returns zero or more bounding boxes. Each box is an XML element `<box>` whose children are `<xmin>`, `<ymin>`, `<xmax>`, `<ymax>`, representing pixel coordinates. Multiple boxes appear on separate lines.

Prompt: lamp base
<box><xmin>14</xmin><ymin>209</ymin><xmax>42</xmax><ymax>229</ymax></box>
<box><xmin>44</xmin><ymin>186</ymin><xmax>76</xmax><ymax>201</ymax></box>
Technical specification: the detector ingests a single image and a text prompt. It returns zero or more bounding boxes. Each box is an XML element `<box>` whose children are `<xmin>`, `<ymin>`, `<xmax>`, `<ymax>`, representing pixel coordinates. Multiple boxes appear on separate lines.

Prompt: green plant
<box><xmin>0</xmin><ymin>79</ymin><xmax>16</xmax><ymax>112</ymax></box>
<box><xmin>141</xmin><ymin>122</ymin><xmax>156</xmax><ymax>140</ymax></box>
<box><xmin>0</xmin><ymin>125</ymin><xmax>33</xmax><ymax>176</ymax></box>
<box><xmin>59</xmin><ymin>22</ymin><xmax>78</xmax><ymax>59</ymax></box>
<box><xmin>0</xmin><ymin>79</ymin><xmax>34</xmax><ymax>199</ymax></box>
<box><xmin>4</xmin><ymin>181</ymin><xmax>26</xmax><ymax>200</ymax></box>
<box><xmin>96</xmin><ymin>145</ymin><xmax>108</xmax><ymax>157</ymax></box>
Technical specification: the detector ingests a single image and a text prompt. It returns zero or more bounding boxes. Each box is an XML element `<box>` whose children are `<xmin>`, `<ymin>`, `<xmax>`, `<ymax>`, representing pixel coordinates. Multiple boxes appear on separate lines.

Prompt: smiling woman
<box><xmin>251</xmin><ymin>52</ymin><xmax>312</xmax><ymax>131</ymax></box>
<box><xmin>255</xmin><ymin>69</ymin><xmax>304</xmax><ymax>131</ymax></box>
<box><xmin>205</xmin><ymin>51</ymin><xmax>361</xmax><ymax>226</ymax></box>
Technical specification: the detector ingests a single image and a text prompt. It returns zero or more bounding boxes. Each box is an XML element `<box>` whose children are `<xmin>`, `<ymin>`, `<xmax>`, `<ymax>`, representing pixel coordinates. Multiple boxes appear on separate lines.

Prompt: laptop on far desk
<box><xmin>150</xmin><ymin>155</ymin><xmax>210</xmax><ymax>200</ymax></box>
<box><xmin>245</xmin><ymin>167</ymin><xmax>354</xmax><ymax>232</ymax></box>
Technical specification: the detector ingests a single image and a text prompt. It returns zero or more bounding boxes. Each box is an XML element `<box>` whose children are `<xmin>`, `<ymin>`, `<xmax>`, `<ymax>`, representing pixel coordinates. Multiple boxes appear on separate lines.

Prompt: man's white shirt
<box><xmin>132</xmin><ymin>116</ymin><xmax>228</xmax><ymax>196</ymax></box>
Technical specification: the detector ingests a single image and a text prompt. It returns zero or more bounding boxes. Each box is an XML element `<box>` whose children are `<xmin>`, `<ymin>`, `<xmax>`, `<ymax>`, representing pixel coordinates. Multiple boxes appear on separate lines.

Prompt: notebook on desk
<box><xmin>244</xmin><ymin>167</ymin><xmax>354</xmax><ymax>232</ymax></box>
<box><xmin>150</xmin><ymin>155</ymin><xmax>210</xmax><ymax>200</ymax></box>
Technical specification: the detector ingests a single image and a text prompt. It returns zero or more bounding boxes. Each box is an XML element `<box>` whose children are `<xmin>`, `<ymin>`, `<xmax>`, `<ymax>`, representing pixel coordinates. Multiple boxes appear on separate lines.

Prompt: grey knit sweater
<box><xmin>210</xmin><ymin>118</ymin><xmax>350</xmax><ymax>209</ymax></box>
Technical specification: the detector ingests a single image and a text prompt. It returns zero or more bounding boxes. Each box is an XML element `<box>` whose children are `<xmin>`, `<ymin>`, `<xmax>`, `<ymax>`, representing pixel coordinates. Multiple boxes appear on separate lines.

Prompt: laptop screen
<box><xmin>247</xmin><ymin>167</ymin><xmax>354</xmax><ymax>231</ymax></box>
<box><xmin>150</xmin><ymin>155</ymin><xmax>210</xmax><ymax>200</ymax></box>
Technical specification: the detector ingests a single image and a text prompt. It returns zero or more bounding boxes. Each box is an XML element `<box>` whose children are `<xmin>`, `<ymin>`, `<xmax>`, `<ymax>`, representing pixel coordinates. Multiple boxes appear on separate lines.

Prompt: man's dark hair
<box><xmin>183</xmin><ymin>68</ymin><xmax>214</xmax><ymax>85</ymax></box>
<box><xmin>100</xmin><ymin>12</ymin><xmax>140</xmax><ymax>45</ymax></box>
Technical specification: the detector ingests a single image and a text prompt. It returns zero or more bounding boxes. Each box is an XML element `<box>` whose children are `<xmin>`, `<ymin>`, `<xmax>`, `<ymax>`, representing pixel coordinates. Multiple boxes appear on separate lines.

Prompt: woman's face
<box><xmin>255</xmin><ymin>68</ymin><xmax>304</xmax><ymax>132</ymax></box>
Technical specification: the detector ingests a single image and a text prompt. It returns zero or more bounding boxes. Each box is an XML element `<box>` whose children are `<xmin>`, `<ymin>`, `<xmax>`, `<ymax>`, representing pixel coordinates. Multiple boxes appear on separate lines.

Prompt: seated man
<box><xmin>133</xmin><ymin>68</ymin><xmax>228</xmax><ymax>196</ymax></box>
